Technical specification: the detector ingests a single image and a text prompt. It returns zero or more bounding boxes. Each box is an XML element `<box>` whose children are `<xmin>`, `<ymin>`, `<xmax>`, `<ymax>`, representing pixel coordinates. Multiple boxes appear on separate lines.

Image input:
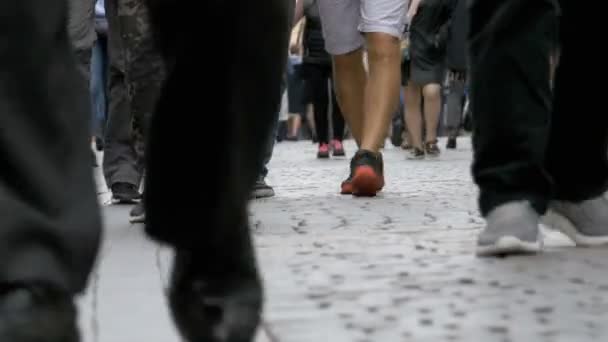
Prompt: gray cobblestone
<box><xmin>84</xmin><ymin>138</ymin><xmax>608</xmax><ymax>342</ymax></box>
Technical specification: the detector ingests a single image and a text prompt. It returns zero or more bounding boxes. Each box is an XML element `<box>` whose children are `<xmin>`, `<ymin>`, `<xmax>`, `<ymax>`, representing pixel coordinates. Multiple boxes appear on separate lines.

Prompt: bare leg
<box><xmin>404</xmin><ymin>84</ymin><xmax>423</xmax><ymax>149</ymax></box>
<box><xmin>333</xmin><ymin>48</ymin><xmax>366</xmax><ymax>145</ymax></box>
<box><xmin>360</xmin><ymin>32</ymin><xmax>402</xmax><ymax>152</ymax></box>
<box><xmin>422</xmin><ymin>83</ymin><xmax>442</xmax><ymax>143</ymax></box>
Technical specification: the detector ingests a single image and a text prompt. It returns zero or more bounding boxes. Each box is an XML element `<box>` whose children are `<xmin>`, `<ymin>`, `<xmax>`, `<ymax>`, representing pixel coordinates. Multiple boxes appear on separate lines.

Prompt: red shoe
<box><xmin>317</xmin><ymin>143</ymin><xmax>330</xmax><ymax>159</ymax></box>
<box><xmin>331</xmin><ymin>139</ymin><xmax>345</xmax><ymax>157</ymax></box>
<box><xmin>351</xmin><ymin>150</ymin><xmax>384</xmax><ymax>197</ymax></box>
<box><xmin>340</xmin><ymin>175</ymin><xmax>353</xmax><ymax>195</ymax></box>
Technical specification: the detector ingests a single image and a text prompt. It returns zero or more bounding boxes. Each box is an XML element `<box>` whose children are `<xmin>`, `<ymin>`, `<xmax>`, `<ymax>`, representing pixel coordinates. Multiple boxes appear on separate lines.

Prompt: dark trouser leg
<box><xmin>330</xmin><ymin>68</ymin><xmax>346</xmax><ymax>141</ymax></box>
<box><xmin>102</xmin><ymin>0</ymin><xmax>142</xmax><ymax>187</ymax></box>
<box><xmin>445</xmin><ymin>71</ymin><xmax>465</xmax><ymax>134</ymax></box>
<box><xmin>470</xmin><ymin>0</ymin><xmax>558</xmax><ymax>216</ymax></box>
<box><xmin>546</xmin><ymin>2</ymin><xmax>608</xmax><ymax>201</ymax></box>
<box><xmin>120</xmin><ymin>0</ymin><xmax>164</xmax><ymax>167</ymax></box>
<box><xmin>309</xmin><ymin>64</ymin><xmax>331</xmax><ymax>144</ymax></box>
<box><xmin>90</xmin><ymin>36</ymin><xmax>109</xmax><ymax>137</ymax></box>
<box><xmin>143</xmin><ymin>0</ymin><xmax>290</xmax><ymax>339</ymax></box>
<box><xmin>0</xmin><ymin>0</ymin><xmax>102</xmax><ymax>295</ymax></box>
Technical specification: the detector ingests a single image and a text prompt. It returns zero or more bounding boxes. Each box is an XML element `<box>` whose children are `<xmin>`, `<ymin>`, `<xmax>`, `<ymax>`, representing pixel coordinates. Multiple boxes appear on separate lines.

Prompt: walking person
<box><xmin>443</xmin><ymin>0</ymin><xmax>468</xmax><ymax>149</ymax></box>
<box><xmin>296</xmin><ymin>0</ymin><xmax>407</xmax><ymax>196</ymax></box>
<box><xmin>402</xmin><ymin>0</ymin><xmax>455</xmax><ymax>160</ymax></box>
<box><xmin>470</xmin><ymin>0</ymin><xmax>608</xmax><ymax>256</ymax></box>
<box><xmin>296</xmin><ymin>0</ymin><xmax>346</xmax><ymax>159</ymax></box>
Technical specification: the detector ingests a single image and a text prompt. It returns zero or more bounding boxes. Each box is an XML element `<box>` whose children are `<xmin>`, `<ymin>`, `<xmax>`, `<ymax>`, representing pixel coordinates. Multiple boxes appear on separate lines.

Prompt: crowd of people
<box><xmin>1</xmin><ymin>0</ymin><xmax>607</xmax><ymax>341</ymax></box>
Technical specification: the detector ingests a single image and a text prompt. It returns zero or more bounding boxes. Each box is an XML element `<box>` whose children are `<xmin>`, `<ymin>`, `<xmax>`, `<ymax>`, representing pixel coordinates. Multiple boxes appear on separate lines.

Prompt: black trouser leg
<box><xmin>545</xmin><ymin>2</ymin><xmax>608</xmax><ymax>202</ymax></box>
<box><xmin>470</xmin><ymin>0</ymin><xmax>559</xmax><ymax>216</ymax></box>
<box><xmin>102</xmin><ymin>0</ymin><xmax>142</xmax><ymax>188</ymax></box>
<box><xmin>330</xmin><ymin>72</ymin><xmax>345</xmax><ymax>141</ymax></box>
<box><xmin>308</xmin><ymin>64</ymin><xmax>331</xmax><ymax>144</ymax></box>
<box><xmin>0</xmin><ymin>0</ymin><xmax>101</xmax><ymax>294</ymax></box>
<box><xmin>143</xmin><ymin>0</ymin><xmax>290</xmax><ymax>264</ymax></box>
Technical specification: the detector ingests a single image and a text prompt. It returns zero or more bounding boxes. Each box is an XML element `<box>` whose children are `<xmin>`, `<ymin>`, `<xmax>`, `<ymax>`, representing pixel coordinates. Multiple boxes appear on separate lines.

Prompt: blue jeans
<box><xmin>90</xmin><ymin>35</ymin><xmax>108</xmax><ymax>137</ymax></box>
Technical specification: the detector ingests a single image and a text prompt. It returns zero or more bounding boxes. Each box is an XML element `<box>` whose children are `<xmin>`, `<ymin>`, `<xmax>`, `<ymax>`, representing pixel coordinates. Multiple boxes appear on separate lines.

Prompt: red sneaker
<box><xmin>317</xmin><ymin>143</ymin><xmax>330</xmax><ymax>159</ymax></box>
<box><xmin>350</xmin><ymin>150</ymin><xmax>384</xmax><ymax>197</ymax></box>
<box><xmin>331</xmin><ymin>139</ymin><xmax>345</xmax><ymax>157</ymax></box>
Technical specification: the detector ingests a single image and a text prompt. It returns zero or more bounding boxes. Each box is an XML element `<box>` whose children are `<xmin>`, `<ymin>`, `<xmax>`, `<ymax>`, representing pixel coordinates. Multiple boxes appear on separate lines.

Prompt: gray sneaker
<box><xmin>251</xmin><ymin>178</ymin><xmax>275</xmax><ymax>199</ymax></box>
<box><xmin>129</xmin><ymin>201</ymin><xmax>145</xmax><ymax>223</ymax></box>
<box><xmin>476</xmin><ymin>201</ymin><xmax>543</xmax><ymax>257</ymax></box>
<box><xmin>543</xmin><ymin>195</ymin><xmax>608</xmax><ymax>247</ymax></box>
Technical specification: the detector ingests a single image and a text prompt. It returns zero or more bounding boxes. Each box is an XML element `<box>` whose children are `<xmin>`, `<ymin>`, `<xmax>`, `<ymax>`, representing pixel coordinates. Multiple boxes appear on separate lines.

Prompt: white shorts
<box><xmin>318</xmin><ymin>0</ymin><xmax>408</xmax><ymax>55</ymax></box>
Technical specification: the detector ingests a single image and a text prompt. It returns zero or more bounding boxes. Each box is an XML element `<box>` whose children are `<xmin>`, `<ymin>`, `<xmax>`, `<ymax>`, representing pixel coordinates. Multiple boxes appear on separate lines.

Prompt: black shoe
<box><xmin>251</xmin><ymin>177</ymin><xmax>275</xmax><ymax>199</ymax></box>
<box><xmin>129</xmin><ymin>201</ymin><xmax>146</xmax><ymax>223</ymax></box>
<box><xmin>95</xmin><ymin>137</ymin><xmax>104</xmax><ymax>151</ymax></box>
<box><xmin>111</xmin><ymin>182</ymin><xmax>141</xmax><ymax>204</ymax></box>
<box><xmin>0</xmin><ymin>283</ymin><xmax>79</xmax><ymax>342</ymax></box>
<box><xmin>446</xmin><ymin>137</ymin><xmax>457</xmax><ymax>149</ymax></box>
<box><xmin>168</xmin><ymin>251</ymin><xmax>263</xmax><ymax>342</ymax></box>
<box><xmin>407</xmin><ymin>147</ymin><xmax>425</xmax><ymax>160</ymax></box>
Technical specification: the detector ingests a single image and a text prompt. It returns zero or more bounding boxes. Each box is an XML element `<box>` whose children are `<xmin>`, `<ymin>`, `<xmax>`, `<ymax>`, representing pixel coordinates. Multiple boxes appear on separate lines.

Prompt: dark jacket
<box><xmin>302</xmin><ymin>0</ymin><xmax>331</xmax><ymax>65</ymax></box>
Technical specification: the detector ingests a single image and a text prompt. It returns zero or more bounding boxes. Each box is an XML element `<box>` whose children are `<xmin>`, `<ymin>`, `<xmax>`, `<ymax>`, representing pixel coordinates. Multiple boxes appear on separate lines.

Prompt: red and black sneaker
<box><xmin>351</xmin><ymin>150</ymin><xmax>384</xmax><ymax>197</ymax></box>
<box><xmin>340</xmin><ymin>158</ymin><xmax>354</xmax><ymax>195</ymax></box>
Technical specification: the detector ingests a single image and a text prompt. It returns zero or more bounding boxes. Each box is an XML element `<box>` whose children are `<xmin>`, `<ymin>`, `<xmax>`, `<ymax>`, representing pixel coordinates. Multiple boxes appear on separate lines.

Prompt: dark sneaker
<box><xmin>95</xmin><ymin>136</ymin><xmax>104</xmax><ymax>151</ymax></box>
<box><xmin>331</xmin><ymin>139</ymin><xmax>345</xmax><ymax>157</ymax></box>
<box><xmin>477</xmin><ymin>201</ymin><xmax>543</xmax><ymax>257</ymax></box>
<box><xmin>407</xmin><ymin>147</ymin><xmax>425</xmax><ymax>160</ymax></box>
<box><xmin>169</xmin><ymin>251</ymin><xmax>263</xmax><ymax>342</ymax></box>
<box><xmin>317</xmin><ymin>143</ymin><xmax>330</xmax><ymax>159</ymax></box>
<box><xmin>340</xmin><ymin>173</ymin><xmax>353</xmax><ymax>195</ymax></box>
<box><xmin>0</xmin><ymin>283</ymin><xmax>79</xmax><ymax>342</ymax></box>
<box><xmin>425</xmin><ymin>140</ymin><xmax>441</xmax><ymax>158</ymax></box>
<box><xmin>543</xmin><ymin>196</ymin><xmax>608</xmax><ymax>246</ymax></box>
<box><xmin>446</xmin><ymin>137</ymin><xmax>457</xmax><ymax>150</ymax></box>
<box><xmin>350</xmin><ymin>150</ymin><xmax>384</xmax><ymax>197</ymax></box>
<box><xmin>111</xmin><ymin>182</ymin><xmax>141</xmax><ymax>204</ymax></box>
<box><xmin>251</xmin><ymin>177</ymin><xmax>275</xmax><ymax>199</ymax></box>
<box><xmin>130</xmin><ymin>201</ymin><xmax>146</xmax><ymax>223</ymax></box>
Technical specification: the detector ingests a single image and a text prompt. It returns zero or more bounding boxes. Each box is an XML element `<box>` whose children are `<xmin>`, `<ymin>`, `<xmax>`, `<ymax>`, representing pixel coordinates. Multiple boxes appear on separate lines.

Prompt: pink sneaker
<box><xmin>331</xmin><ymin>139</ymin><xmax>345</xmax><ymax>157</ymax></box>
<box><xmin>317</xmin><ymin>143</ymin><xmax>330</xmax><ymax>159</ymax></box>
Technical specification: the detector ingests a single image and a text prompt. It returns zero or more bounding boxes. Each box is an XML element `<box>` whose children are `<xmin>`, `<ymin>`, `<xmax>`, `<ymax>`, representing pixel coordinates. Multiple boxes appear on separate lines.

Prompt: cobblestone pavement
<box><xmin>82</xmin><ymin>138</ymin><xmax>608</xmax><ymax>342</ymax></box>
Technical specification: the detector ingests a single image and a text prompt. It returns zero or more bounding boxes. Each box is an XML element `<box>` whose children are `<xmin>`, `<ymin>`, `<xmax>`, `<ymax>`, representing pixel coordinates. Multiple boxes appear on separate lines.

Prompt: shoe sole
<box><xmin>542</xmin><ymin>210</ymin><xmax>608</xmax><ymax>247</ymax></box>
<box><xmin>476</xmin><ymin>236</ymin><xmax>543</xmax><ymax>257</ymax></box>
<box><xmin>333</xmin><ymin>150</ymin><xmax>346</xmax><ymax>157</ymax></box>
<box><xmin>317</xmin><ymin>153</ymin><xmax>330</xmax><ymax>159</ymax></box>
<box><xmin>351</xmin><ymin>166</ymin><xmax>382</xmax><ymax>197</ymax></box>
<box><xmin>129</xmin><ymin>214</ymin><xmax>146</xmax><ymax>223</ymax></box>
<box><xmin>112</xmin><ymin>198</ymin><xmax>141</xmax><ymax>205</ymax></box>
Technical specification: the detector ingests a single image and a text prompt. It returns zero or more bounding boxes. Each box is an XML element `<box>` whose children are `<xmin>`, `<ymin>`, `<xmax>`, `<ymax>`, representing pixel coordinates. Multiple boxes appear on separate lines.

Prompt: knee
<box><xmin>422</xmin><ymin>84</ymin><xmax>441</xmax><ymax>100</ymax></box>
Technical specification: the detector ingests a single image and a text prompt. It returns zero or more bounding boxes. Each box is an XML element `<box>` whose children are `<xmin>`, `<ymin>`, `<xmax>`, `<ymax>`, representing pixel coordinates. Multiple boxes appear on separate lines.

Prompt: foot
<box><xmin>129</xmin><ymin>201</ymin><xmax>146</xmax><ymax>223</ymax></box>
<box><xmin>350</xmin><ymin>150</ymin><xmax>384</xmax><ymax>197</ymax></box>
<box><xmin>543</xmin><ymin>196</ymin><xmax>608</xmax><ymax>246</ymax></box>
<box><xmin>407</xmin><ymin>147</ymin><xmax>425</xmax><ymax>160</ymax></box>
<box><xmin>424</xmin><ymin>140</ymin><xmax>441</xmax><ymax>158</ymax></box>
<box><xmin>317</xmin><ymin>143</ymin><xmax>330</xmax><ymax>159</ymax></box>
<box><xmin>251</xmin><ymin>177</ymin><xmax>275</xmax><ymax>199</ymax></box>
<box><xmin>111</xmin><ymin>182</ymin><xmax>142</xmax><ymax>204</ymax></box>
<box><xmin>401</xmin><ymin>141</ymin><xmax>413</xmax><ymax>150</ymax></box>
<box><xmin>0</xmin><ymin>283</ymin><xmax>79</xmax><ymax>342</ymax></box>
<box><xmin>331</xmin><ymin>139</ymin><xmax>345</xmax><ymax>157</ymax></box>
<box><xmin>446</xmin><ymin>137</ymin><xmax>457</xmax><ymax>150</ymax></box>
<box><xmin>168</xmin><ymin>251</ymin><xmax>263</xmax><ymax>342</ymax></box>
<box><xmin>476</xmin><ymin>201</ymin><xmax>543</xmax><ymax>257</ymax></box>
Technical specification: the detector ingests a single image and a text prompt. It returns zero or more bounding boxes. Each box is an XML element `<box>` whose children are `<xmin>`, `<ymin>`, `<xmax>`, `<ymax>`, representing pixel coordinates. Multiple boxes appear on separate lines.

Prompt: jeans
<box><xmin>90</xmin><ymin>34</ymin><xmax>109</xmax><ymax>137</ymax></box>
